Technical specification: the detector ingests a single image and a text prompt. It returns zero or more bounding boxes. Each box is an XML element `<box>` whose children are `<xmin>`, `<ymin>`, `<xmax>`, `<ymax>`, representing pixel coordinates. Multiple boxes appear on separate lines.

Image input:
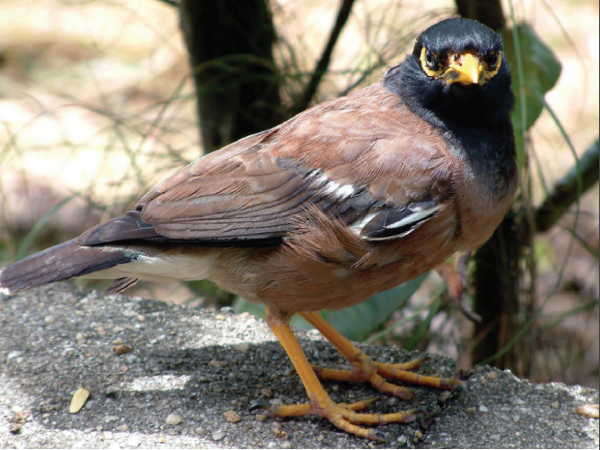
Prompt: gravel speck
<box><xmin>166</xmin><ymin>413</ymin><xmax>182</xmax><ymax>426</ymax></box>
<box><xmin>209</xmin><ymin>360</ymin><xmax>227</xmax><ymax>368</ymax></box>
<box><xmin>212</xmin><ymin>431</ymin><xmax>225</xmax><ymax>441</ymax></box>
<box><xmin>113</xmin><ymin>344</ymin><xmax>132</xmax><ymax>356</ymax></box>
<box><xmin>223</xmin><ymin>410</ymin><xmax>242</xmax><ymax>423</ymax></box>
<box><xmin>261</xmin><ymin>388</ymin><xmax>273</xmax><ymax>398</ymax></box>
<box><xmin>233</xmin><ymin>343</ymin><xmax>250</xmax><ymax>353</ymax></box>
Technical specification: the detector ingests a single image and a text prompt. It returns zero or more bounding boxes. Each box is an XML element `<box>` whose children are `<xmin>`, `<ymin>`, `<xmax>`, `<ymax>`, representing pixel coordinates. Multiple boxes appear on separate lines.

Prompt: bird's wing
<box><xmin>78</xmin><ymin>83</ymin><xmax>455</xmax><ymax>247</ymax></box>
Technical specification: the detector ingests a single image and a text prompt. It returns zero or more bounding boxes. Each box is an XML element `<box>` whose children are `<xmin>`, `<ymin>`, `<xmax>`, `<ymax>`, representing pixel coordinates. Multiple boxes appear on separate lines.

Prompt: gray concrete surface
<box><xmin>0</xmin><ymin>284</ymin><xmax>598</xmax><ymax>448</ymax></box>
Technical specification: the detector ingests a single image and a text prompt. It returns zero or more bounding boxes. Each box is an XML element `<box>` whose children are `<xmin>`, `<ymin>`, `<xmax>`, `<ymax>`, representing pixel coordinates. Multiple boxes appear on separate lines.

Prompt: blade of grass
<box><xmin>16</xmin><ymin>195</ymin><xmax>77</xmax><ymax>260</ymax></box>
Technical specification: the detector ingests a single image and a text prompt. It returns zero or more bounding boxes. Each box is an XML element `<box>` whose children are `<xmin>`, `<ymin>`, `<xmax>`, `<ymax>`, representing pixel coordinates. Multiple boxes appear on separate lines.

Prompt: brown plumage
<box><xmin>1</xmin><ymin>18</ymin><xmax>518</xmax><ymax>441</ymax></box>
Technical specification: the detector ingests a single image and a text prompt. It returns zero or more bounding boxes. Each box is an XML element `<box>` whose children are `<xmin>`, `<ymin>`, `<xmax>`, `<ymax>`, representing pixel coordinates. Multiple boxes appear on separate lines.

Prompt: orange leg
<box><xmin>265</xmin><ymin>307</ymin><xmax>421</xmax><ymax>442</ymax></box>
<box><xmin>300</xmin><ymin>312</ymin><xmax>462</xmax><ymax>397</ymax></box>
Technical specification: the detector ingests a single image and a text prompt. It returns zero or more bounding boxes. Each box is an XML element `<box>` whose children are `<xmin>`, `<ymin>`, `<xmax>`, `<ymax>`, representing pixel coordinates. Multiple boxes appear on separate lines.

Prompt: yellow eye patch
<box><xmin>483</xmin><ymin>51</ymin><xmax>502</xmax><ymax>79</ymax></box>
<box><xmin>420</xmin><ymin>46</ymin><xmax>502</xmax><ymax>85</ymax></box>
<box><xmin>420</xmin><ymin>47</ymin><xmax>445</xmax><ymax>78</ymax></box>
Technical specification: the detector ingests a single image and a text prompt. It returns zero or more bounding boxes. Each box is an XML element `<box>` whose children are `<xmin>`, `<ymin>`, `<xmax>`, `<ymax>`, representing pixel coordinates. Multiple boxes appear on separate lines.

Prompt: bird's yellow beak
<box><xmin>443</xmin><ymin>53</ymin><xmax>484</xmax><ymax>85</ymax></box>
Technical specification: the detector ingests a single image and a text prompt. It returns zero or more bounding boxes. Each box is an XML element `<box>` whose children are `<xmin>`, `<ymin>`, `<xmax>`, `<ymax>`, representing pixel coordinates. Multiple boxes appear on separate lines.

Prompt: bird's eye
<box><xmin>425</xmin><ymin>51</ymin><xmax>437</xmax><ymax>69</ymax></box>
<box><xmin>485</xmin><ymin>51</ymin><xmax>500</xmax><ymax>70</ymax></box>
<box><xmin>420</xmin><ymin>47</ymin><xmax>444</xmax><ymax>78</ymax></box>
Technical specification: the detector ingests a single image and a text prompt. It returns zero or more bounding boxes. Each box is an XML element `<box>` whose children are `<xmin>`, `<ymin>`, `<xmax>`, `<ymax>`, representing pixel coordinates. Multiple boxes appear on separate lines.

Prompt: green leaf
<box><xmin>502</xmin><ymin>23</ymin><xmax>562</xmax><ymax>162</ymax></box>
<box><xmin>232</xmin><ymin>272</ymin><xmax>429</xmax><ymax>342</ymax></box>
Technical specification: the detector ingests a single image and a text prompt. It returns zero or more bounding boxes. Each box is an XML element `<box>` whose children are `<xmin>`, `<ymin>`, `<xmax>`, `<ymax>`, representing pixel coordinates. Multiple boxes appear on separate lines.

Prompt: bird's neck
<box><xmin>385</xmin><ymin>63</ymin><xmax>517</xmax><ymax>195</ymax></box>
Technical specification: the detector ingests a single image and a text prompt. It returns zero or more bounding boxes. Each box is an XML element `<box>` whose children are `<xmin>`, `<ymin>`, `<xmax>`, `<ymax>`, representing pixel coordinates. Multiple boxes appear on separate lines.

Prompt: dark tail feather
<box><xmin>0</xmin><ymin>239</ymin><xmax>134</xmax><ymax>294</ymax></box>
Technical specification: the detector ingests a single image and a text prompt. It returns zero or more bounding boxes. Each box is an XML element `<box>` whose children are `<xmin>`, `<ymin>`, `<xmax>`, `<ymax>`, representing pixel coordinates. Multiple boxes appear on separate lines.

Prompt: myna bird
<box><xmin>0</xmin><ymin>18</ymin><xmax>518</xmax><ymax>441</ymax></box>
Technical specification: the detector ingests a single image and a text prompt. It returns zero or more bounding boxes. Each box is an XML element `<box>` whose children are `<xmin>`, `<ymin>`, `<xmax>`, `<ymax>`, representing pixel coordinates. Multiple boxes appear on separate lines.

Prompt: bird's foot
<box><xmin>309</xmin><ymin>353</ymin><xmax>462</xmax><ymax>401</ymax></box>
<box><xmin>270</xmin><ymin>396</ymin><xmax>422</xmax><ymax>442</ymax></box>
<box><xmin>299</xmin><ymin>312</ymin><xmax>462</xmax><ymax>400</ymax></box>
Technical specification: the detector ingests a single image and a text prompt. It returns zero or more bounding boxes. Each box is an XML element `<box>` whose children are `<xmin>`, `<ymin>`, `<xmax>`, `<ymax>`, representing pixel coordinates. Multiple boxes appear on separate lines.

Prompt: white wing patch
<box><xmin>349</xmin><ymin>211</ymin><xmax>379</xmax><ymax>236</ymax></box>
<box><xmin>310</xmin><ymin>171</ymin><xmax>357</xmax><ymax>200</ymax></box>
<box><xmin>351</xmin><ymin>202</ymin><xmax>443</xmax><ymax>241</ymax></box>
<box><xmin>384</xmin><ymin>203</ymin><xmax>443</xmax><ymax>229</ymax></box>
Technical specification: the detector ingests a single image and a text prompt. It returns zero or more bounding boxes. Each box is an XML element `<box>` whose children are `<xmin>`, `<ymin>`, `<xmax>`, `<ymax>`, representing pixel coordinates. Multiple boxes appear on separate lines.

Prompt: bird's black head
<box><xmin>385</xmin><ymin>18</ymin><xmax>514</xmax><ymax>129</ymax></box>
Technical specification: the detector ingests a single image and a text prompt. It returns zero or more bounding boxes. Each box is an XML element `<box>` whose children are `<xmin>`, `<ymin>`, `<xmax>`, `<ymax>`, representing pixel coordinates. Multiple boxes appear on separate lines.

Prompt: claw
<box><xmin>369</xmin><ymin>429</ymin><xmax>387</xmax><ymax>443</ymax></box>
<box><xmin>406</xmin><ymin>408</ymin><xmax>427</xmax><ymax>422</ymax></box>
<box><xmin>248</xmin><ymin>401</ymin><xmax>270</xmax><ymax>412</ymax></box>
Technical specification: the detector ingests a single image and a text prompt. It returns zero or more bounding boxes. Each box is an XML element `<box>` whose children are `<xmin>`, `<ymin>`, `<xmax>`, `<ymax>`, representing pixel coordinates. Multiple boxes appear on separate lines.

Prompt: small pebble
<box><xmin>487</xmin><ymin>371</ymin><xmax>497</xmax><ymax>380</ymax></box>
<box><xmin>209</xmin><ymin>360</ymin><xmax>227</xmax><ymax>368</ymax></box>
<box><xmin>156</xmin><ymin>435</ymin><xmax>166</xmax><ymax>443</ymax></box>
<box><xmin>166</xmin><ymin>414</ymin><xmax>182</xmax><ymax>426</ymax></box>
<box><xmin>224</xmin><ymin>410</ymin><xmax>242</xmax><ymax>423</ymax></box>
<box><xmin>7</xmin><ymin>351</ymin><xmax>23</xmax><ymax>360</ymax></box>
<box><xmin>281</xmin><ymin>442</ymin><xmax>292</xmax><ymax>449</ymax></box>
<box><xmin>479</xmin><ymin>405</ymin><xmax>488</xmax><ymax>413</ymax></box>
<box><xmin>76</xmin><ymin>332</ymin><xmax>85</xmax><ymax>342</ymax></box>
<box><xmin>44</xmin><ymin>316</ymin><xmax>56</xmax><ymax>324</ymax></box>
<box><xmin>195</xmin><ymin>427</ymin><xmax>207</xmax><ymax>435</ymax></box>
<box><xmin>115</xmin><ymin>424</ymin><xmax>128</xmax><ymax>432</ymax></box>
<box><xmin>105</xmin><ymin>416</ymin><xmax>120</xmax><ymax>423</ymax></box>
<box><xmin>414</xmin><ymin>430</ymin><xmax>423</xmax><ymax>440</ymax></box>
<box><xmin>551</xmin><ymin>401</ymin><xmax>559</xmax><ymax>409</ymax></box>
<box><xmin>387</xmin><ymin>397</ymin><xmax>399</xmax><ymax>406</ymax></box>
<box><xmin>274</xmin><ymin>427</ymin><xmax>288</xmax><ymax>440</ymax></box>
<box><xmin>212</xmin><ymin>431</ymin><xmax>225</xmax><ymax>441</ymax></box>
<box><xmin>215</xmin><ymin>315</ymin><xmax>226</xmax><ymax>321</ymax></box>
<box><xmin>113</xmin><ymin>338</ymin><xmax>123</xmax><ymax>345</ymax></box>
<box><xmin>438</xmin><ymin>391</ymin><xmax>452</xmax><ymax>402</ymax></box>
<box><xmin>256</xmin><ymin>414</ymin><xmax>267</xmax><ymax>422</ymax></box>
<box><xmin>113</xmin><ymin>345</ymin><xmax>132</xmax><ymax>356</ymax></box>
<box><xmin>97</xmin><ymin>327</ymin><xmax>106</xmax><ymax>335</ymax></box>
<box><xmin>261</xmin><ymin>388</ymin><xmax>273</xmax><ymax>398</ymax></box>
<box><xmin>233</xmin><ymin>343</ymin><xmax>250</xmax><ymax>353</ymax></box>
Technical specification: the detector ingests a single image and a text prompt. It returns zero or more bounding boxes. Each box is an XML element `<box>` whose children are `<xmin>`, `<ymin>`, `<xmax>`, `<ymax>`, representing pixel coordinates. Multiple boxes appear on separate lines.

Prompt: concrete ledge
<box><xmin>1</xmin><ymin>284</ymin><xmax>598</xmax><ymax>448</ymax></box>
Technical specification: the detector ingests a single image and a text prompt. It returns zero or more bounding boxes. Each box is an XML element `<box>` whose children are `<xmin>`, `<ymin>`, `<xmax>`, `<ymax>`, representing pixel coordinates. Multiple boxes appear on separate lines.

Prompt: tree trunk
<box><xmin>455</xmin><ymin>0</ymin><xmax>506</xmax><ymax>31</ymax></box>
<box><xmin>179</xmin><ymin>0</ymin><xmax>283</xmax><ymax>154</ymax></box>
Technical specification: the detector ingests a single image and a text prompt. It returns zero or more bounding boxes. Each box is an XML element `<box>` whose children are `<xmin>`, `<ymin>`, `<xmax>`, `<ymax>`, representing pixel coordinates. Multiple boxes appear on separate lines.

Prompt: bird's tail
<box><xmin>0</xmin><ymin>239</ymin><xmax>135</xmax><ymax>295</ymax></box>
